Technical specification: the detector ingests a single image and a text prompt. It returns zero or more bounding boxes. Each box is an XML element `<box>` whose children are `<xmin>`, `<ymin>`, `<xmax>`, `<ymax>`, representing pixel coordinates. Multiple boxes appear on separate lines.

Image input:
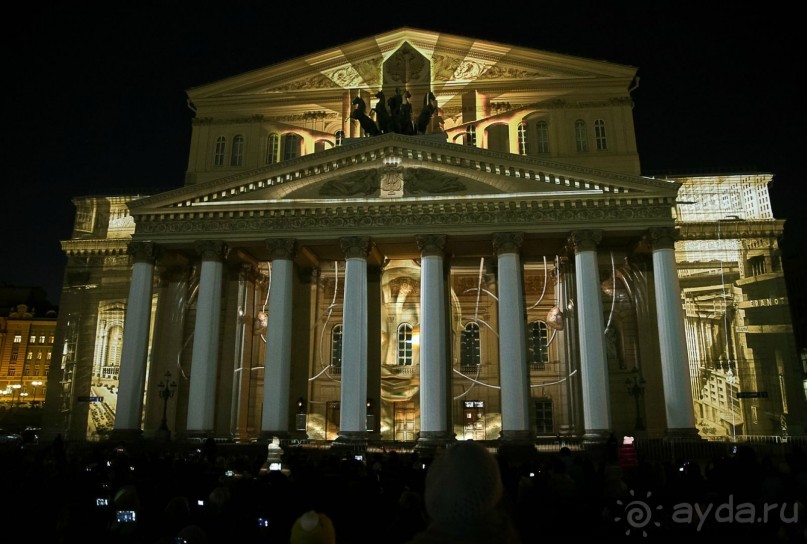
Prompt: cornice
<box><xmin>676</xmin><ymin>220</ymin><xmax>785</xmax><ymax>240</ymax></box>
<box><xmin>134</xmin><ymin>198</ymin><xmax>673</xmax><ymax>239</ymax></box>
<box><xmin>130</xmin><ymin>133</ymin><xmax>676</xmax><ymax>214</ymax></box>
<box><xmin>60</xmin><ymin>239</ymin><xmax>130</xmax><ymax>256</ymax></box>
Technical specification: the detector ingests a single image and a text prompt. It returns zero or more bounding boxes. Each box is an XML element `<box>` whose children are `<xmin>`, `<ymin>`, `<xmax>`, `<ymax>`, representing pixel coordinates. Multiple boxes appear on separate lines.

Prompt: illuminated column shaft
<box><xmin>570</xmin><ymin>230</ymin><xmax>612</xmax><ymax>439</ymax></box>
<box><xmin>261</xmin><ymin>240</ymin><xmax>296</xmax><ymax>435</ymax></box>
<box><xmin>417</xmin><ymin>235</ymin><xmax>449</xmax><ymax>437</ymax></box>
<box><xmin>187</xmin><ymin>241</ymin><xmax>228</xmax><ymax>434</ymax></box>
<box><xmin>649</xmin><ymin>227</ymin><xmax>697</xmax><ymax>432</ymax></box>
<box><xmin>339</xmin><ymin>237</ymin><xmax>369</xmax><ymax>438</ymax></box>
<box><xmin>115</xmin><ymin>242</ymin><xmax>156</xmax><ymax>432</ymax></box>
<box><xmin>494</xmin><ymin>233</ymin><xmax>531</xmax><ymax>437</ymax></box>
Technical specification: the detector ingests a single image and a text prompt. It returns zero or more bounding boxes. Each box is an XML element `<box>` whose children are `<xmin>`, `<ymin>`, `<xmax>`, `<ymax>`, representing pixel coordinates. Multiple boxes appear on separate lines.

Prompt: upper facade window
<box><xmin>460</xmin><ymin>322</ymin><xmax>481</xmax><ymax>369</ymax></box>
<box><xmin>465</xmin><ymin>125</ymin><xmax>476</xmax><ymax>147</ymax></box>
<box><xmin>397</xmin><ymin>323</ymin><xmax>413</xmax><ymax>366</ymax></box>
<box><xmin>536</xmin><ymin>121</ymin><xmax>549</xmax><ymax>153</ymax></box>
<box><xmin>518</xmin><ymin>122</ymin><xmax>528</xmax><ymax>155</ymax></box>
<box><xmin>214</xmin><ymin>136</ymin><xmax>226</xmax><ymax>167</ymax></box>
<box><xmin>335</xmin><ymin>130</ymin><xmax>344</xmax><ymax>147</ymax></box>
<box><xmin>13</xmin><ymin>335</ymin><xmax>21</xmax><ymax>343</ymax></box>
<box><xmin>575</xmin><ymin>120</ymin><xmax>588</xmax><ymax>152</ymax></box>
<box><xmin>230</xmin><ymin>135</ymin><xmax>244</xmax><ymax>166</ymax></box>
<box><xmin>266</xmin><ymin>133</ymin><xmax>280</xmax><ymax>165</ymax></box>
<box><xmin>528</xmin><ymin>321</ymin><xmax>549</xmax><ymax>369</ymax></box>
<box><xmin>283</xmin><ymin>133</ymin><xmax>302</xmax><ymax>161</ymax></box>
<box><xmin>331</xmin><ymin>324</ymin><xmax>343</xmax><ymax>370</ymax></box>
<box><xmin>594</xmin><ymin>119</ymin><xmax>608</xmax><ymax>150</ymax></box>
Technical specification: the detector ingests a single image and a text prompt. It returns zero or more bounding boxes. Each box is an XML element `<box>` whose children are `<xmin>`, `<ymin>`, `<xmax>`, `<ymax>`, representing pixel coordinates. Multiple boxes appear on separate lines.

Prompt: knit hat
<box><xmin>290</xmin><ymin>510</ymin><xmax>336</xmax><ymax>544</ymax></box>
<box><xmin>423</xmin><ymin>440</ymin><xmax>504</xmax><ymax>523</ymax></box>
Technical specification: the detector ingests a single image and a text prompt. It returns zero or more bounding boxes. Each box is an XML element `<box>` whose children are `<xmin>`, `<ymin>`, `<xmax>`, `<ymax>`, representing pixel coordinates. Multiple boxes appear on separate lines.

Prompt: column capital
<box><xmin>194</xmin><ymin>240</ymin><xmax>229</xmax><ymax>261</ymax></box>
<box><xmin>127</xmin><ymin>241</ymin><xmax>157</xmax><ymax>263</ymax></box>
<box><xmin>340</xmin><ymin>236</ymin><xmax>371</xmax><ymax>259</ymax></box>
<box><xmin>568</xmin><ymin>230</ymin><xmax>602</xmax><ymax>253</ymax></box>
<box><xmin>416</xmin><ymin>234</ymin><xmax>446</xmax><ymax>257</ymax></box>
<box><xmin>265</xmin><ymin>238</ymin><xmax>296</xmax><ymax>260</ymax></box>
<box><xmin>492</xmin><ymin>232</ymin><xmax>524</xmax><ymax>255</ymax></box>
<box><xmin>646</xmin><ymin>226</ymin><xmax>678</xmax><ymax>250</ymax></box>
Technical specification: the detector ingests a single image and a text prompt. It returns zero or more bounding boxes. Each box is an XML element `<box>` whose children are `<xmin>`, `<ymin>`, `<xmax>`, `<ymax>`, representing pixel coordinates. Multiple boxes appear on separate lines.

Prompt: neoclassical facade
<box><xmin>42</xmin><ymin>29</ymin><xmax>804</xmax><ymax>446</ymax></box>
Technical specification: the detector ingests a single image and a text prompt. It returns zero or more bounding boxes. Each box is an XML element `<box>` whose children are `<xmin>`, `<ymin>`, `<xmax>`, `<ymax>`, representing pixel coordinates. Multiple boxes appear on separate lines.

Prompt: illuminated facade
<box><xmin>0</xmin><ymin>305</ymin><xmax>55</xmax><ymax>408</ymax></box>
<box><xmin>41</xmin><ymin>29</ymin><xmax>805</xmax><ymax>445</ymax></box>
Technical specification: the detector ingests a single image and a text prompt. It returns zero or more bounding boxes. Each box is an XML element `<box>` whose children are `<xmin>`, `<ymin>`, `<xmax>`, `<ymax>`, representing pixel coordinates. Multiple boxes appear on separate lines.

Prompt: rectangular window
<box><xmin>27</xmin><ymin>352</ymin><xmax>33</xmax><ymax>360</ymax></box>
<box><xmin>594</xmin><ymin>119</ymin><xmax>608</xmax><ymax>150</ymax></box>
<box><xmin>39</xmin><ymin>336</ymin><xmax>46</xmax><ymax>344</ymax></box>
<box><xmin>13</xmin><ymin>335</ymin><xmax>21</xmax><ymax>343</ymax></box>
<box><xmin>536</xmin><ymin>121</ymin><xmax>549</xmax><ymax>153</ymax></box>
<box><xmin>575</xmin><ymin>120</ymin><xmax>588</xmax><ymax>152</ymax></box>
<box><xmin>214</xmin><ymin>137</ymin><xmax>226</xmax><ymax>167</ymax></box>
<box><xmin>7</xmin><ymin>368</ymin><xmax>15</xmax><ymax>376</ymax></box>
<box><xmin>30</xmin><ymin>336</ymin><xmax>36</xmax><ymax>344</ymax></box>
<box><xmin>535</xmin><ymin>398</ymin><xmax>554</xmax><ymax>434</ymax></box>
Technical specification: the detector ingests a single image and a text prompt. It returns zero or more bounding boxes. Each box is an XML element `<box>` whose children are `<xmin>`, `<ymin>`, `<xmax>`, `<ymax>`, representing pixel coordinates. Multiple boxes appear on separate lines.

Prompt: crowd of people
<box><xmin>1</xmin><ymin>435</ymin><xmax>806</xmax><ymax>543</ymax></box>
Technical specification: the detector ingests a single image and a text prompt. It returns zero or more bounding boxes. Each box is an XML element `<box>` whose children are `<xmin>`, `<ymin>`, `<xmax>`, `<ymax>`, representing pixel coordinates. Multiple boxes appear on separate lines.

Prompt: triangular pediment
<box><xmin>130</xmin><ymin>133</ymin><xmax>678</xmax><ymax>215</ymax></box>
<box><xmin>186</xmin><ymin>27</ymin><xmax>637</xmax><ymax>122</ymax></box>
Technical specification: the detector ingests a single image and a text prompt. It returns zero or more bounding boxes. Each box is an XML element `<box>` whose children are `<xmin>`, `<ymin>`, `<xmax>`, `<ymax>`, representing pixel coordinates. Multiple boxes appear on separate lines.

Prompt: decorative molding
<box><xmin>127</xmin><ymin>241</ymin><xmax>157</xmax><ymax>263</ymax></box>
<box><xmin>137</xmin><ymin>201</ymin><xmax>672</xmax><ymax>236</ymax></box>
<box><xmin>568</xmin><ymin>230</ymin><xmax>602</xmax><ymax>253</ymax></box>
<box><xmin>340</xmin><ymin>236</ymin><xmax>371</xmax><ymax>259</ymax></box>
<box><xmin>194</xmin><ymin>240</ymin><xmax>229</xmax><ymax>261</ymax></box>
<box><xmin>492</xmin><ymin>232</ymin><xmax>524</xmax><ymax>255</ymax></box>
<box><xmin>265</xmin><ymin>238</ymin><xmax>296</xmax><ymax>260</ymax></box>
<box><xmin>415</xmin><ymin>234</ymin><xmax>446</xmax><ymax>256</ymax></box>
<box><xmin>61</xmin><ymin>239</ymin><xmax>130</xmax><ymax>256</ymax></box>
<box><xmin>646</xmin><ymin>226</ymin><xmax>677</xmax><ymax>250</ymax></box>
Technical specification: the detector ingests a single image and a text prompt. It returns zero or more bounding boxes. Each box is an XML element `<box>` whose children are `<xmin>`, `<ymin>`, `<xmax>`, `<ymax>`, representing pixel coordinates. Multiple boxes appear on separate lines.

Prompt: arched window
<box><xmin>230</xmin><ymin>134</ymin><xmax>244</xmax><ymax>166</ymax></box>
<box><xmin>575</xmin><ymin>120</ymin><xmax>588</xmax><ymax>152</ymax></box>
<box><xmin>594</xmin><ymin>119</ymin><xmax>608</xmax><ymax>150</ymax></box>
<box><xmin>283</xmin><ymin>133</ymin><xmax>302</xmax><ymax>161</ymax></box>
<box><xmin>397</xmin><ymin>323</ymin><xmax>413</xmax><ymax>366</ymax></box>
<box><xmin>465</xmin><ymin>125</ymin><xmax>476</xmax><ymax>147</ymax></box>
<box><xmin>335</xmin><ymin>130</ymin><xmax>344</xmax><ymax>147</ymax></box>
<box><xmin>331</xmin><ymin>324</ymin><xmax>343</xmax><ymax>371</ymax></box>
<box><xmin>460</xmin><ymin>322</ymin><xmax>481</xmax><ymax>369</ymax></box>
<box><xmin>528</xmin><ymin>321</ymin><xmax>549</xmax><ymax>370</ymax></box>
<box><xmin>214</xmin><ymin>136</ymin><xmax>226</xmax><ymax>167</ymax></box>
<box><xmin>536</xmin><ymin>121</ymin><xmax>549</xmax><ymax>153</ymax></box>
<box><xmin>266</xmin><ymin>133</ymin><xmax>280</xmax><ymax>165</ymax></box>
<box><xmin>518</xmin><ymin>122</ymin><xmax>528</xmax><ymax>155</ymax></box>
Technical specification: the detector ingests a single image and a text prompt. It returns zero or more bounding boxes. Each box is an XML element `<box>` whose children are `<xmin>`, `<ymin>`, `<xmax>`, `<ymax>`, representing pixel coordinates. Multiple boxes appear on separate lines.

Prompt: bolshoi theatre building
<box><xmin>41</xmin><ymin>28</ymin><xmax>805</xmax><ymax>449</ymax></box>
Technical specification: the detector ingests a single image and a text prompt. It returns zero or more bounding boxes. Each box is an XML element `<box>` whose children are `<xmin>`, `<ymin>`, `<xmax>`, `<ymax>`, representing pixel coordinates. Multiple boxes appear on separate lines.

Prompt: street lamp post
<box><xmin>625</xmin><ymin>367</ymin><xmax>646</xmax><ymax>431</ymax></box>
<box><xmin>157</xmin><ymin>371</ymin><xmax>177</xmax><ymax>440</ymax></box>
<box><xmin>11</xmin><ymin>384</ymin><xmax>21</xmax><ymax>408</ymax></box>
<box><xmin>31</xmin><ymin>381</ymin><xmax>43</xmax><ymax>403</ymax></box>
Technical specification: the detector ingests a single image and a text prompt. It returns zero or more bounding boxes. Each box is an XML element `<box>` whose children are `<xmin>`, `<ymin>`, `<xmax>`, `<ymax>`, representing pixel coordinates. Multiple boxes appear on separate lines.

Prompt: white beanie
<box><xmin>424</xmin><ymin>441</ymin><xmax>504</xmax><ymax>523</ymax></box>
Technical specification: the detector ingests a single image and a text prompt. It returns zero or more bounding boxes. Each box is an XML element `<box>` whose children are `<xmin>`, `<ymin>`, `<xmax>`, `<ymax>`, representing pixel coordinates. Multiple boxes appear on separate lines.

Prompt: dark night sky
<box><xmin>2</xmin><ymin>3</ymin><xmax>804</xmax><ymax>307</ymax></box>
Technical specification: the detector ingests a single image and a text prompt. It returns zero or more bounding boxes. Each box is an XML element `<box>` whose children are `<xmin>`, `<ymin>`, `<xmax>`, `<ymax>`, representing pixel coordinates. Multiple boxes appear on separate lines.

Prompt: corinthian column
<box><xmin>336</xmin><ymin>236</ymin><xmax>370</xmax><ymax>445</ymax></box>
<box><xmin>186</xmin><ymin>240</ymin><xmax>228</xmax><ymax>438</ymax></box>
<box><xmin>113</xmin><ymin>241</ymin><xmax>157</xmax><ymax>440</ymax></box>
<box><xmin>647</xmin><ymin>227</ymin><xmax>698</xmax><ymax>438</ymax></box>
<box><xmin>493</xmin><ymin>232</ymin><xmax>533</xmax><ymax>447</ymax></box>
<box><xmin>415</xmin><ymin>234</ymin><xmax>454</xmax><ymax>452</ymax></box>
<box><xmin>261</xmin><ymin>239</ymin><xmax>296</xmax><ymax>439</ymax></box>
<box><xmin>569</xmin><ymin>230</ymin><xmax>612</xmax><ymax>442</ymax></box>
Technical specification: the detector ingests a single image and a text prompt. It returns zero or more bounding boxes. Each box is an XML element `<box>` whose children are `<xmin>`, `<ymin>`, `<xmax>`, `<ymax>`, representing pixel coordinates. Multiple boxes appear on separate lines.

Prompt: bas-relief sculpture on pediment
<box><xmin>315</xmin><ymin>168</ymin><xmax>468</xmax><ymax>198</ymax></box>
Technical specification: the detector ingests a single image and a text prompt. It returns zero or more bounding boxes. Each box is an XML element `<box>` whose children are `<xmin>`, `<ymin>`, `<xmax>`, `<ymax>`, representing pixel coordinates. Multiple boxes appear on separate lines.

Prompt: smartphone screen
<box><xmin>116</xmin><ymin>510</ymin><xmax>136</xmax><ymax>523</ymax></box>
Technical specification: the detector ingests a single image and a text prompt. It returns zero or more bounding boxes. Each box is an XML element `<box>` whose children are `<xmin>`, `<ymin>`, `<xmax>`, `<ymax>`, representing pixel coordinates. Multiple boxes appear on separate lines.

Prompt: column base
<box><xmin>110</xmin><ymin>428</ymin><xmax>143</xmax><ymax>443</ymax></box>
<box><xmin>582</xmin><ymin>429</ymin><xmax>612</xmax><ymax>445</ymax></box>
<box><xmin>258</xmin><ymin>431</ymin><xmax>291</xmax><ymax>442</ymax></box>
<box><xmin>664</xmin><ymin>427</ymin><xmax>703</xmax><ymax>441</ymax></box>
<box><xmin>331</xmin><ymin>431</ymin><xmax>368</xmax><ymax>455</ymax></box>
<box><xmin>414</xmin><ymin>431</ymin><xmax>456</xmax><ymax>456</ymax></box>
<box><xmin>183</xmin><ymin>430</ymin><xmax>215</xmax><ymax>442</ymax></box>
